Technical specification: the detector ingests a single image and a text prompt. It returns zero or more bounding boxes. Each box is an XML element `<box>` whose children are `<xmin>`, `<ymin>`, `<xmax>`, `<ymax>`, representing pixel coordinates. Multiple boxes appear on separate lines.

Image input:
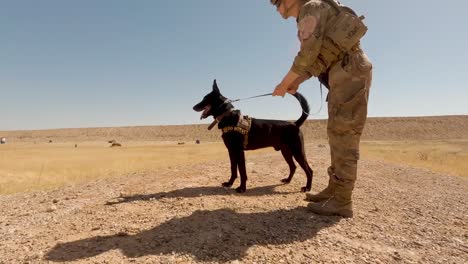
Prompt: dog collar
<box><xmin>207</xmin><ymin>109</ymin><xmax>234</xmax><ymax>130</ymax></box>
<box><xmin>207</xmin><ymin>119</ymin><xmax>218</xmax><ymax>130</ymax></box>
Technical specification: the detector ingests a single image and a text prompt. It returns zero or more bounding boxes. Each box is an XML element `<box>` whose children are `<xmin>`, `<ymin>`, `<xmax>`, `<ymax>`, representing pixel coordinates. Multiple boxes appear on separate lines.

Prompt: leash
<box><xmin>207</xmin><ymin>93</ymin><xmax>271</xmax><ymax>130</ymax></box>
<box><xmin>227</xmin><ymin>93</ymin><xmax>273</xmax><ymax>103</ymax></box>
<box><xmin>309</xmin><ymin>84</ymin><xmax>324</xmax><ymax>116</ymax></box>
<box><xmin>208</xmin><ymin>89</ymin><xmax>323</xmax><ymax>130</ymax></box>
<box><xmin>229</xmin><ymin>88</ymin><xmax>323</xmax><ymax>116</ymax></box>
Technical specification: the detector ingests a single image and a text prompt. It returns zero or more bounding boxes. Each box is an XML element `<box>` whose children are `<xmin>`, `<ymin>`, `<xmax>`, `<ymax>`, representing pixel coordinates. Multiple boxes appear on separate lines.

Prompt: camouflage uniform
<box><xmin>290</xmin><ymin>0</ymin><xmax>373</xmax><ymax>217</ymax></box>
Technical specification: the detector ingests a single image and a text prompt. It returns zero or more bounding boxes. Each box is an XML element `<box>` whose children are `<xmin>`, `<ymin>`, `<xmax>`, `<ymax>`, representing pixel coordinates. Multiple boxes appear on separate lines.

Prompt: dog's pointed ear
<box><xmin>212</xmin><ymin>79</ymin><xmax>220</xmax><ymax>94</ymax></box>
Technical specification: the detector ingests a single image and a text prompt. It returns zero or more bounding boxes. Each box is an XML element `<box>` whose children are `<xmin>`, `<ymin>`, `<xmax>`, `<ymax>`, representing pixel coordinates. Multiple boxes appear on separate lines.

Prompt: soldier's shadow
<box><xmin>46</xmin><ymin>207</ymin><xmax>339</xmax><ymax>262</ymax></box>
<box><xmin>105</xmin><ymin>184</ymin><xmax>293</xmax><ymax>205</ymax></box>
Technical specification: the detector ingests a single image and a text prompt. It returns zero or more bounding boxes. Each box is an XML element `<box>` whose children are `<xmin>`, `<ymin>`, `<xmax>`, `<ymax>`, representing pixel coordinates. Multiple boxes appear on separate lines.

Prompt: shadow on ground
<box><xmin>46</xmin><ymin>206</ymin><xmax>339</xmax><ymax>262</ymax></box>
<box><xmin>106</xmin><ymin>184</ymin><xmax>294</xmax><ymax>205</ymax></box>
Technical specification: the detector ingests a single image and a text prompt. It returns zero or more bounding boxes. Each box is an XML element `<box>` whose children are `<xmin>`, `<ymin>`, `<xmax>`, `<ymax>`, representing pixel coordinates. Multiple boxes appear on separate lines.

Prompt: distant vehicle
<box><xmin>0</xmin><ymin>137</ymin><xmax>6</xmax><ymax>144</ymax></box>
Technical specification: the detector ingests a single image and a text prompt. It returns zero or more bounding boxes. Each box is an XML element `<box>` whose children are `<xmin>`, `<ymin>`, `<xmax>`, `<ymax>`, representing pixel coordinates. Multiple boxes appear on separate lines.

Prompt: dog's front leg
<box><xmin>222</xmin><ymin>148</ymin><xmax>239</xmax><ymax>188</ymax></box>
<box><xmin>236</xmin><ymin>149</ymin><xmax>248</xmax><ymax>193</ymax></box>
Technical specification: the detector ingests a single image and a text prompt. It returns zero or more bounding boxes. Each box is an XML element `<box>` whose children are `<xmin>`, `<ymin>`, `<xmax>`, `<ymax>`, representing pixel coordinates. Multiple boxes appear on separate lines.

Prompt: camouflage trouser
<box><xmin>327</xmin><ymin>50</ymin><xmax>373</xmax><ymax>189</ymax></box>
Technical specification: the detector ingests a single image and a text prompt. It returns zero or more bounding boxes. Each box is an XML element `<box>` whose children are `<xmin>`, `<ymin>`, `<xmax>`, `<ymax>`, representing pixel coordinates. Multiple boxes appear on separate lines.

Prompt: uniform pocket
<box><xmin>343</xmin><ymin>51</ymin><xmax>372</xmax><ymax>78</ymax></box>
<box><xmin>329</xmin><ymin>86</ymin><xmax>368</xmax><ymax>135</ymax></box>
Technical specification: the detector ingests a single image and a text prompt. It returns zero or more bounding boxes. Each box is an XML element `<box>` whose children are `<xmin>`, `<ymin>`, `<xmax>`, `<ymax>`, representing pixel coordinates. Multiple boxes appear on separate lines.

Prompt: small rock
<box><xmin>116</xmin><ymin>231</ymin><xmax>129</xmax><ymax>237</ymax></box>
<box><xmin>392</xmin><ymin>251</ymin><xmax>402</xmax><ymax>261</ymax></box>
<box><xmin>47</xmin><ymin>205</ymin><xmax>57</xmax><ymax>212</ymax></box>
<box><xmin>34</xmin><ymin>251</ymin><xmax>44</xmax><ymax>259</ymax></box>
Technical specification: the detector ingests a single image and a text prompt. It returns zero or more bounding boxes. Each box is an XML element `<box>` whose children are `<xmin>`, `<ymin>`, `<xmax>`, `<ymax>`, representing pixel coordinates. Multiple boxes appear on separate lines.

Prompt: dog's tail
<box><xmin>292</xmin><ymin>92</ymin><xmax>310</xmax><ymax>127</ymax></box>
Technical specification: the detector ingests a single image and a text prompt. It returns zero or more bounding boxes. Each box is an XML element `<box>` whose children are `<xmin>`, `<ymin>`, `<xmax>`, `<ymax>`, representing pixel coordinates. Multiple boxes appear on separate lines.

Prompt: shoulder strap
<box><xmin>322</xmin><ymin>0</ymin><xmax>359</xmax><ymax>16</ymax></box>
<box><xmin>322</xmin><ymin>0</ymin><xmax>341</xmax><ymax>12</ymax></box>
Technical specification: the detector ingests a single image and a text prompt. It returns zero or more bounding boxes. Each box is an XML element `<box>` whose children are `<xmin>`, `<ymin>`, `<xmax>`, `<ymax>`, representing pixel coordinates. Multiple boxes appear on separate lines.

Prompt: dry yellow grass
<box><xmin>0</xmin><ymin>142</ymin><xmax>269</xmax><ymax>195</ymax></box>
<box><xmin>360</xmin><ymin>140</ymin><xmax>468</xmax><ymax>178</ymax></box>
<box><xmin>1</xmin><ymin>140</ymin><xmax>467</xmax><ymax>195</ymax></box>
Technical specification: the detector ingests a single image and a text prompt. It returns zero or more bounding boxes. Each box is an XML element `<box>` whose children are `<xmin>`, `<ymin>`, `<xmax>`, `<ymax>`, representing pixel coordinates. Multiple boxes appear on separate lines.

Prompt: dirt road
<box><xmin>0</xmin><ymin>145</ymin><xmax>466</xmax><ymax>263</ymax></box>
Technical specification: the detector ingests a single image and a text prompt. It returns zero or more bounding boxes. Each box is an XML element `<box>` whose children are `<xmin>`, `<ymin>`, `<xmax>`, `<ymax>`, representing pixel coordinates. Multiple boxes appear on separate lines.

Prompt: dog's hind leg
<box><xmin>280</xmin><ymin>147</ymin><xmax>296</xmax><ymax>184</ymax></box>
<box><xmin>291</xmin><ymin>143</ymin><xmax>314</xmax><ymax>192</ymax></box>
<box><xmin>293</xmin><ymin>153</ymin><xmax>313</xmax><ymax>192</ymax></box>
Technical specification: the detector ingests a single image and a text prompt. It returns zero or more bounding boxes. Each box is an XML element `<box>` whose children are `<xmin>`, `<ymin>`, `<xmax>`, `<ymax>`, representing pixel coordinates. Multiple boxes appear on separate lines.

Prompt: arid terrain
<box><xmin>0</xmin><ymin>116</ymin><xmax>467</xmax><ymax>263</ymax></box>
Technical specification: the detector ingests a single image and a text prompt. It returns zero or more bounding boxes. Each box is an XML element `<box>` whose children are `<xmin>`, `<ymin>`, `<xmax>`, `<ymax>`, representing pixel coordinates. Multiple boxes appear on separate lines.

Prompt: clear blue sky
<box><xmin>1</xmin><ymin>0</ymin><xmax>467</xmax><ymax>130</ymax></box>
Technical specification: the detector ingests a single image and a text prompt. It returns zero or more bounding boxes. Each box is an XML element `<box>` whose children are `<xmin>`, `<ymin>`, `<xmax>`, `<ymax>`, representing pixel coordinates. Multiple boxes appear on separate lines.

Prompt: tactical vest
<box><xmin>306</xmin><ymin>0</ymin><xmax>368</xmax><ymax>76</ymax></box>
<box><xmin>221</xmin><ymin>114</ymin><xmax>252</xmax><ymax>149</ymax></box>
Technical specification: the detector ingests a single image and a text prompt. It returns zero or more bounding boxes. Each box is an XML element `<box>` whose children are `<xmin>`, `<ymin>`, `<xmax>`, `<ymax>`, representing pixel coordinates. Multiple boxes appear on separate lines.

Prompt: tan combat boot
<box><xmin>307</xmin><ymin>178</ymin><xmax>354</xmax><ymax>218</ymax></box>
<box><xmin>305</xmin><ymin>167</ymin><xmax>336</xmax><ymax>202</ymax></box>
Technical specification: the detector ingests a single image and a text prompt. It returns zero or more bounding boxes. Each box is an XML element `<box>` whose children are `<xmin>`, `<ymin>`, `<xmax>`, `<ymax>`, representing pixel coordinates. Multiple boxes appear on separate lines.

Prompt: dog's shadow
<box><xmin>45</xmin><ymin>206</ymin><xmax>339</xmax><ymax>262</ymax></box>
<box><xmin>106</xmin><ymin>184</ymin><xmax>293</xmax><ymax>205</ymax></box>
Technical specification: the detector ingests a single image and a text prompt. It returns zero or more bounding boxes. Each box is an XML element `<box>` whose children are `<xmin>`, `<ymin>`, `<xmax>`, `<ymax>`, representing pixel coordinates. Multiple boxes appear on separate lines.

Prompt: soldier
<box><xmin>270</xmin><ymin>0</ymin><xmax>373</xmax><ymax>217</ymax></box>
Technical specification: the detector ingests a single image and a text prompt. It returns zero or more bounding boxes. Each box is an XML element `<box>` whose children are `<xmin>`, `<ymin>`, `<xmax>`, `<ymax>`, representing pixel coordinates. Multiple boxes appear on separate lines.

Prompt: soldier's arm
<box><xmin>273</xmin><ymin>9</ymin><xmax>322</xmax><ymax>96</ymax></box>
<box><xmin>272</xmin><ymin>70</ymin><xmax>309</xmax><ymax>96</ymax></box>
<box><xmin>292</xmin><ymin>9</ymin><xmax>322</xmax><ymax>77</ymax></box>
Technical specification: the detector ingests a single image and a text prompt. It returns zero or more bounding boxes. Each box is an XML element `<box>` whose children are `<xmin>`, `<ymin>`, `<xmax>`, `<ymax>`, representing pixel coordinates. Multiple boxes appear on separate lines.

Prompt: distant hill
<box><xmin>1</xmin><ymin>115</ymin><xmax>467</xmax><ymax>143</ymax></box>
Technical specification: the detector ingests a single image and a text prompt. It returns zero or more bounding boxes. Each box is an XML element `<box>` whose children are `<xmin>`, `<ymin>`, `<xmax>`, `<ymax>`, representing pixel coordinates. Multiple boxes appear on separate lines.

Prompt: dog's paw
<box><xmin>222</xmin><ymin>182</ymin><xmax>233</xmax><ymax>188</ymax></box>
<box><xmin>235</xmin><ymin>187</ymin><xmax>246</xmax><ymax>193</ymax></box>
<box><xmin>301</xmin><ymin>186</ymin><xmax>311</xmax><ymax>192</ymax></box>
<box><xmin>281</xmin><ymin>178</ymin><xmax>291</xmax><ymax>184</ymax></box>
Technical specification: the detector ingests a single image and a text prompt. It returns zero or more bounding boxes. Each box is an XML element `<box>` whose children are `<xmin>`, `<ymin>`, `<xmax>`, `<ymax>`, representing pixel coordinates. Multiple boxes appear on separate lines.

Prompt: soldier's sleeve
<box><xmin>291</xmin><ymin>4</ymin><xmax>327</xmax><ymax>77</ymax></box>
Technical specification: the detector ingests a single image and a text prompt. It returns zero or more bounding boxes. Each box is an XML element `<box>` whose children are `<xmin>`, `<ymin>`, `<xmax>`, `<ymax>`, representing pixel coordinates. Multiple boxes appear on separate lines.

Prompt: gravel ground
<box><xmin>0</xmin><ymin>145</ymin><xmax>467</xmax><ymax>264</ymax></box>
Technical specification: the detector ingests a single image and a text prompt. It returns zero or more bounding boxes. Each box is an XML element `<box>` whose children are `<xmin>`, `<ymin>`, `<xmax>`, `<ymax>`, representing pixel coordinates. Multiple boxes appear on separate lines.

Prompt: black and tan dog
<box><xmin>193</xmin><ymin>80</ymin><xmax>313</xmax><ymax>193</ymax></box>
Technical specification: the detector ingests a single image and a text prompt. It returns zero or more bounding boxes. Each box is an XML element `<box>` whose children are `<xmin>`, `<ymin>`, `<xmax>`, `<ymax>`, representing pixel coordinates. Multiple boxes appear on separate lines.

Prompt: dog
<box><xmin>193</xmin><ymin>80</ymin><xmax>313</xmax><ymax>193</ymax></box>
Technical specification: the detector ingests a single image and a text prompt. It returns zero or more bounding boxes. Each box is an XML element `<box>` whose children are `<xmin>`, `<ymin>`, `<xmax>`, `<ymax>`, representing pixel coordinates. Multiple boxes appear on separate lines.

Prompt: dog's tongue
<box><xmin>200</xmin><ymin>106</ymin><xmax>210</xmax><ymax>119</ymax></box>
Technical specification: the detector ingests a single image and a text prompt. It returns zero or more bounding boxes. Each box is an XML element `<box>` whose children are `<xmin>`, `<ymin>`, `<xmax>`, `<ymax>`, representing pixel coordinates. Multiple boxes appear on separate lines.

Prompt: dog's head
<box><xmin>193</xmin><ymin>80</ymin><xmax>232</xmax><ymax>120</ymax></box>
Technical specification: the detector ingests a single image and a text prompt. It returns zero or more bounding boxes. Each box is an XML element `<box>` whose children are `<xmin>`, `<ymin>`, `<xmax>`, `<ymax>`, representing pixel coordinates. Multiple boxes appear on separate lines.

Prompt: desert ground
<box><xmin>0</xmin><ymin>116</ymin><xmax>467</xmax><ymax>263</ymax></box>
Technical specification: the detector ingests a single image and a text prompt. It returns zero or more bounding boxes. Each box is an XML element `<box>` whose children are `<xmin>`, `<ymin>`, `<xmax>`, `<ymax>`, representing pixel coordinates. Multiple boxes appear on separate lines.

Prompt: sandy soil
<box><xmin>0</xmin><ymin>144</ymin><xmax>466</xmax><ymax>263</ymax></box>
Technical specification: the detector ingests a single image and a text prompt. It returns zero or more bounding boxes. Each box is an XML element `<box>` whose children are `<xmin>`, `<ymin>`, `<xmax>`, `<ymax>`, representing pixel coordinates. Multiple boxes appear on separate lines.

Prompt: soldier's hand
<box><xmin>272</xmin><ymin>83</ymin><xmax>288</xmax><ymax>97</ymax></box>
<box><xmin>273</xmin><ymin>84</ymin><xmax>298</xmax><ymax>97</ymax></box>
<box><xmin>287</xmin><ymin>84</ymin><xmax>299</xmax><ymax>95</ymax></box>
<box><xmin>273</xmin><ymin>70</ymin><xmax>305</xmax><ymax>97</ymax></box>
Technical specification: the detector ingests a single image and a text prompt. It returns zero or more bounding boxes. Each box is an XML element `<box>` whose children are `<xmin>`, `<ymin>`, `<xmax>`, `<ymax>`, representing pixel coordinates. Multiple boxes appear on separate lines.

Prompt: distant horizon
<box><xmin>1</xmin><ymin>114</ymin><xmax>466</xmax><ymax>132</ymax></box>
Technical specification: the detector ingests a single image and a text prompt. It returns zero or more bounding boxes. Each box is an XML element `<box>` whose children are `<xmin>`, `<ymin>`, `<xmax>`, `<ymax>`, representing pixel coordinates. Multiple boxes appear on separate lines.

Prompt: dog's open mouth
<box><xmin>200</xmin><ymin>105</ymin><xmax>211</xmax><ymax>120</ymax></box>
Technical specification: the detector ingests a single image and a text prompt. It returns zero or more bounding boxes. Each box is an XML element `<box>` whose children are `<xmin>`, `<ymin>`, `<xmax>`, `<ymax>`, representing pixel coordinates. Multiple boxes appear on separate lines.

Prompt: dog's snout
<box><xmin>193</xmin><ymin>103</ymin><xmax>203</xmax><ymax>112</ymax></box>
